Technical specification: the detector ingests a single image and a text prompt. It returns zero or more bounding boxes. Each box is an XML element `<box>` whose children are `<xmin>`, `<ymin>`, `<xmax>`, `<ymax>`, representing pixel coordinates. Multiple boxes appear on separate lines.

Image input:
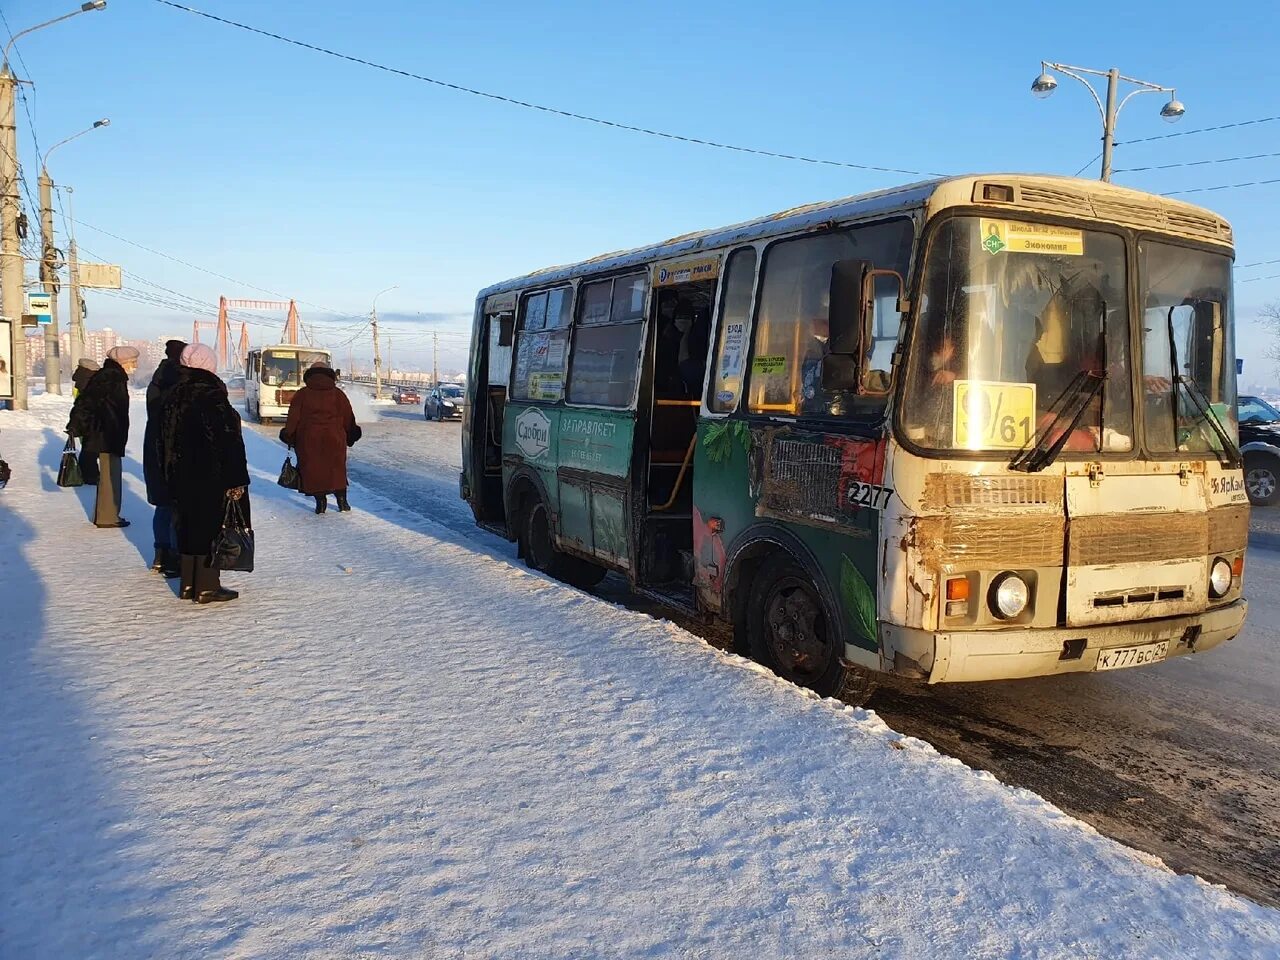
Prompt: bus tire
<box><xmin>519</xmin><ymin>494</ymin><xmax>573</xmax><ymax>581</ymax></box>
<box><xmin>746</xmin><ymin>552</ymin><xmax>848</xmax><ymax>698</ymax></box>
<box><xmin>562</xmin><ymin>556</ymin><xmax>608</xmax><ymax>589</ymax></box>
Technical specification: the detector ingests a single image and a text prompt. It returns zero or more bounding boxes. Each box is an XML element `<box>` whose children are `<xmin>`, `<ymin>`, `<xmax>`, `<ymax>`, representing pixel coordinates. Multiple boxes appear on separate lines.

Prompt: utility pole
<box><xmin>0</xmin><ymin>66</ymin><xmax>27</xmax><ymax>409</ymax></box>
<box><xmin>370</xmin><ymin>284</ymin><xmax>396</xmax><ymax>400</ymax></box>
<box><xmin>38</xmin><ymin>168</ymin><xmax>61</xmax><ymax>394</ymax></box>
<box><xmin>432</xmin><ymin>332</ymin><xmax>439</xmax><ymax>387</ymax></box>
<box><xmin>64</xmin><ymin>185</ymin><xmax>84</xmax><ymax>370</ymax></box>
<box><xmin>371</xmin><ymin>306</ymin><xmax>382</xmax><ymax>400</ymax></box>
<box><xmin>2</xmin><ymin>3</ymin><xmax>111</xmax><ymax>408</ymax></box>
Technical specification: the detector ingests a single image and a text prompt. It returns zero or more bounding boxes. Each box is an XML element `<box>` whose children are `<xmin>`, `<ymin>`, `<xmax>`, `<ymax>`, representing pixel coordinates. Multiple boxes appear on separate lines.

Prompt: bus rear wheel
<box><xmin>519</xmin><ymin>495</ymin><xmax>607</xmax><ymax>589</ymax></box>
<box><xmin>747</xmin><ymin>553</ymin><xmax>849</xmax><ymax>698</ymax></box>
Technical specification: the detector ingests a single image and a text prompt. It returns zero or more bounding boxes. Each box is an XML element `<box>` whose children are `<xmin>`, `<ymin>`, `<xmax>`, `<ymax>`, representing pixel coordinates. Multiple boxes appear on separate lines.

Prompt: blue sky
<box><xmin>5</xmin><ymin>0</ymin><xmax>1279</xmax><ymax>378</ymax></box>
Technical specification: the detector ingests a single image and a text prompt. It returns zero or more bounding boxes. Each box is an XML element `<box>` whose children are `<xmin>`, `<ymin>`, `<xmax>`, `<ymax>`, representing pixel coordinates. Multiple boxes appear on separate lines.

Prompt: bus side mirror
<box><xmin>823</xmin><ymin>258</ymin><xmax>871</xmax><ymax>391</ymax></box>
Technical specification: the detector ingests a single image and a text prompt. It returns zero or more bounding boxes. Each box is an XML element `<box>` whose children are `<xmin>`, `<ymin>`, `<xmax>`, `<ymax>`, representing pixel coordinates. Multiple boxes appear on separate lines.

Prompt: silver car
<box><xmin>424</xmin><ymin>383</ymin><xmax>466</xmax><ymax>421</ymax></box>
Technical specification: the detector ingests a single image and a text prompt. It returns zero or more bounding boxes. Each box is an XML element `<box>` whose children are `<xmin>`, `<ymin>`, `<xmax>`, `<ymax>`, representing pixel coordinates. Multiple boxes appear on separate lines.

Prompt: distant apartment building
<box><xmin>24</xmin><ymin>326</ymin><xmax>165</xmax><ymax>378</ymax></box>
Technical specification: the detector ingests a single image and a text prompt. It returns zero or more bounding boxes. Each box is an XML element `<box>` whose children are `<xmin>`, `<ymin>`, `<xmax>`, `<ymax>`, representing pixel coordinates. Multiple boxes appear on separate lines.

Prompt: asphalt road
<box><xmin>258</xmin><ymin>395</ymin><xmax>1280</xmax><ymax>909</ymax></box>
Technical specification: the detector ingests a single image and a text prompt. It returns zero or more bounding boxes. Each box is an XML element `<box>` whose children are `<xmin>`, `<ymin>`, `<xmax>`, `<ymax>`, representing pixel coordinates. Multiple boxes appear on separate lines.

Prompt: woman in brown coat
<box><xmin>280</xmin><ymin>361</ymin><xmax>360</xmax><ymax>514</ymax></box>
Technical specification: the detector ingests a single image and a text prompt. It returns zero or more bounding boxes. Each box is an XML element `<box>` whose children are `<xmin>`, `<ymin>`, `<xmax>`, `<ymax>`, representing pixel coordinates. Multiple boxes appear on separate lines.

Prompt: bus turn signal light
<box><xmin>1232</xmin><ymin>556</ymin><xmax>1244</xmax><ymax>578</ymax></box>
<box><xmin>946</xmin><ymin>577</ymin><xmax>970</xmax><ymax>601</ymax></box>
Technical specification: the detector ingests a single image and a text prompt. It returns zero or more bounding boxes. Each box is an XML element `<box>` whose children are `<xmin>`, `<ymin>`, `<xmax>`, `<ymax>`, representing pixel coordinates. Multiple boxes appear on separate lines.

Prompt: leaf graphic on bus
<box><xmin>840</xmin><ymin>554</ymin><xmax>877</xmax><ymax>645</ymax></box>
<box><xmin>703</xmin><ymin>421</ymin><xmax>733</xmax><ymax>463</ymax></box>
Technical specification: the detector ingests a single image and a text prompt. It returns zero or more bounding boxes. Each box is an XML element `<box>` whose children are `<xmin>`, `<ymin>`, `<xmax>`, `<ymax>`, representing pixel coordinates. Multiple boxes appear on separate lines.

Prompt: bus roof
<box><xmin>477</xmin><ymin>174</ymin><xmax>1233</xmax><ymax>301</ymax></box>
<box><xmin>251</xmin><ymin>344</ymin><xmax>332</xmax><ymax>352</ymax></box>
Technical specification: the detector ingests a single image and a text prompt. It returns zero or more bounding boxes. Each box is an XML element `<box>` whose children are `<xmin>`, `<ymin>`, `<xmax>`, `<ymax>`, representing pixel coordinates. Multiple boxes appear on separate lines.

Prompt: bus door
<box><xmin>639</xmin><ymin>258</ymin><xmax>719</xmax><ymax>584</ymax></box>
<box><xmin>468</xmin><ymin>293</ymin><xmax>515</xmax><ymax>526</ymax></box>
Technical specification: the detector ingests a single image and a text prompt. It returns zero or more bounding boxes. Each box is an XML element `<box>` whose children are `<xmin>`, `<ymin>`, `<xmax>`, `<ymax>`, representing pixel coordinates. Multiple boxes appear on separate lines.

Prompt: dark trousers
<box><xmin>79</xmin><ymin>448</ymin><xmax>99</xmax><ymax>485</ymax></box>
<box><xmin>93</xmin><ymin>454</ymin><xmax>122</xmax><ymax>526</ymax></box>
<box><xmin>153</xmin><ymin>505</ymin><xmax>176</xmax><ymax>551</ymax></box>
<box><xmin>180</xmin><ymin>554</ymin><xmax>221</xmax><ymax>596</ymax></box>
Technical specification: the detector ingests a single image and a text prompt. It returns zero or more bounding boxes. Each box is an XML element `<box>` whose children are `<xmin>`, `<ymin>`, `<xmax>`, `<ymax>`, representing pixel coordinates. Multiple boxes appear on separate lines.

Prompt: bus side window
<box><xmin>865</xmin><ymin>274</ymin><xmax>904</xmax><ymax>394</ymax></box>
<box><xmin>512</xmin><ymin>287</ymin><xmax>572</xmax><ymax>402</ymax></box>
<box><xmin>708</xmin><ymin>247</ymin><xmax>758</xmax><ymax>413</ymax></box>
<box><xmin>746</xmin><ymin>219</ymin><xmax>913</xmax><ymax>417</ymax></box>
<box><xmin>568</xmin><ymin>273</ymin><xmax>648</xmax><ymax>407</ymax></box>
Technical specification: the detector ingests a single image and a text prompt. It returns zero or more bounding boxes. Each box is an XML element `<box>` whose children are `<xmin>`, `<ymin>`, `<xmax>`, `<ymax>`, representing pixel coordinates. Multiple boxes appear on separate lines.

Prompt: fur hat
<box><xmin>106</xmin><ymin>345</ymin><xmax>140</xmax><ymax>364</ymax></box>
<box><xmin>165</xmin><ymin>339</ymin><xmax>187</xmax><ymax>362</ymax></box>
<box><xmin>181</xmin><ymin>343</ymin><xmax>218</xmax><ymax>374</ymax></box>
<box><xmin>77</xmin><ymin>357</ymin><xmax>100</xmax><ymax>371</ymax></box>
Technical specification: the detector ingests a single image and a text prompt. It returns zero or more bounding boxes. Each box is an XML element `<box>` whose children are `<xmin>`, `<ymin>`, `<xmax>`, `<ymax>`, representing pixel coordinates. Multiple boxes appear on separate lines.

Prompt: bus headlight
<box><xmin>1208</xmin><ymin>557</ymin><xmax>1232</xmax><ymax>599</ymax></box>
<box><xmin>989</xmin><ymin>572</ymin><xmax>1030</xmax><ymax>620</ymax></box>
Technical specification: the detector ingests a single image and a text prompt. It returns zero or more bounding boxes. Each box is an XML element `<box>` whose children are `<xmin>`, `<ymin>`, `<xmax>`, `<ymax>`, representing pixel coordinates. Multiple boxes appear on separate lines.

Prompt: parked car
<box><xmin>1239</xmin><ymin>394</ymin><xmax>1280</xmax><ymax>506</ymax></box>
<box><xmin>392</xmin><ymin>384</ymin><xmax>422</xmax><ymax>405</ymax></box>
<box><xmin>424</xmin><ymin>383</ymin><xmax>465</xmax><ymax>421</ymax></box>
<box><xmin>225</xmin><ymin>376</ymin><xmax>247</xmax><ymax>403</ymax></box>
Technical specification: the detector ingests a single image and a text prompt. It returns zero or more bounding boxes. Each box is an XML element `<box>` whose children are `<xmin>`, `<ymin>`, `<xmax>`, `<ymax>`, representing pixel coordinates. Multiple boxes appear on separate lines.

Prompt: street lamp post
<box><xmin>1031</xmin><ymin>61</ymin><xmax>1185</xmax><ymax>182</ymax></box>
<box><xmin>40</xmin><ymin>119</ymin><xmax>109</xmax><ymax>394</ymax></box>
<box><xmin>371</xmin><ymin>285</ymin><xmax>397</xmax><ymax>401</ymax></box>
<box><xmin>0</xmin><ymin>1</ymin><xmax>108</xmax><ymax>410</ymax></box>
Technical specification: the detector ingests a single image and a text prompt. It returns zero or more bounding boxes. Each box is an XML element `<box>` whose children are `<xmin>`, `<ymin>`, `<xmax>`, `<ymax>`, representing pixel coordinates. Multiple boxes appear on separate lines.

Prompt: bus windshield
<box><xmin>901</xmin><ymin>216</ymin><xmax>1133</xmax><ymax>455</ymax></box>
<box><xmin>1138</xmin><ymin>240</ymin><xmax>1237</xmax><ymax>455</ymax></box>
<box><xmin>261</xmin><ymin>350</ymin><xmax>329</xmax><ymax>386</ymax></box>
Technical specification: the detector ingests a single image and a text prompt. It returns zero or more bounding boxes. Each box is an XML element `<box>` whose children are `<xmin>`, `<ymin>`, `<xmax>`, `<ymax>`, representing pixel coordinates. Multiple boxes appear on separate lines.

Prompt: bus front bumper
<box><xmin>876</xmin><ymin>599</ymin><xmax>1247</xmax><ymax>684</ymax></box>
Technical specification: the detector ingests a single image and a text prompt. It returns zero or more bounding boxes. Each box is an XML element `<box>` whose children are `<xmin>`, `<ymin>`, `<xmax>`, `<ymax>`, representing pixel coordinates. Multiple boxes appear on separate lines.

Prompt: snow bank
<box><xmin>1</xmin><ymin>397</ymin><xmax>1277</xmax><ymax>959</ymax></box>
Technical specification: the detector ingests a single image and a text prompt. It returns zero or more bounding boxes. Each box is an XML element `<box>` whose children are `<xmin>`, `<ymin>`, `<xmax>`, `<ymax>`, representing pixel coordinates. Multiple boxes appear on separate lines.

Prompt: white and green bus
<box><xmin>461</xmin><ymin>174</ymin><xmax>1248</xmax><ymax>697</ymax></box>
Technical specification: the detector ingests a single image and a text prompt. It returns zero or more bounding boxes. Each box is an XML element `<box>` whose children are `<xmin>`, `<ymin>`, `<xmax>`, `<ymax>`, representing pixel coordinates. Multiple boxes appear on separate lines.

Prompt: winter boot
<box><xmin>314</xmin><ymin>495</ymin><xmax>328</xmax><ymax>514</ymax></box>
<box><xmin>161</xmin><ymin>549</ymin><xmax>182</xmax><ymax>579</ymax></box>
<box><xmin>335</xmin><ymin>491</ymin><xmax>351</xmax><ymax>512</ymax></box>
<box><xmin>151</xmin><ymin>549</ymin><xmax>165</xmax><ymax>573</ymax></box>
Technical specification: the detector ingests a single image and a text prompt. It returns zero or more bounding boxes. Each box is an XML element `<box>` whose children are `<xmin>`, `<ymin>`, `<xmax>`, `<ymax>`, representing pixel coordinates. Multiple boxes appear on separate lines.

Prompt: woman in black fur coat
<box><xmin>160</xmin><ymin>343</ymin><xmax>250</xmax><ymax>604</ymax></box>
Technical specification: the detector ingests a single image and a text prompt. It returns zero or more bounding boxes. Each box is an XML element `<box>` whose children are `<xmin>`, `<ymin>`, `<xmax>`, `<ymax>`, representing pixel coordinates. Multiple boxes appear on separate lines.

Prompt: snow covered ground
<box><xmin>2</xmin><ymin>393</ymin><xmax>1279</xmax><ymax>959</ymax></box>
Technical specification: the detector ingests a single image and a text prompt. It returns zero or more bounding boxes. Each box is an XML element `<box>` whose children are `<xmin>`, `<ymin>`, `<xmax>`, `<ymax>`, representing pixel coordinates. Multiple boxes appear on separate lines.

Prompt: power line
<box><xmin>150</xmin><ymin>0</ymin><xmax>944</xmax><ymax>179</ymax></box>
<box><xmin>67</xmin><ymin>215</ymin><xmax>367</xmax><ymax>325</ymax></box>
<box><xmin>1239</xmin><ymin>258</ymin><xmax>1280</xmax><ymax>269</ymax></box>
<box><xmin>1115</xmin><ymin>114</ymin><xmax>1280</xmax><ymax>146</ymax></box>
<box><xmin>1239</xmin><ymin>273</ymin><xmax>1280</xmax><ymax>284</ymax></box>
<box><xmin>1071</xmin><ymin>153</ymin><xmax>1101</xmax><ymax>177</ymax></box>
<box><xmin>1162</xmin><ymin>177</ymin><xmax>1280</xmax><ymax>197</ymax></box>
<box><xmin>1116</xmin><ymin>151</ymin><xmax>1280</xmax><ymax>173</ymax></box>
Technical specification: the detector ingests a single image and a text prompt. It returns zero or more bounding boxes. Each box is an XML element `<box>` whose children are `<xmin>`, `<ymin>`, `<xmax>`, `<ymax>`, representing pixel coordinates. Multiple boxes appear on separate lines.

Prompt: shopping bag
<box><xmin>57</xmin><ymin>437</ymin><xmax>84</xmax><ymax>488</ymax></box>
<box><xmin>346</xmin><ymin>424</ymin><xmax>363</xmax><ymax>448</ymax></box>
<box><xmin>277</xmin><ymin>454</ymin><xmax>300</xmax><ymax>490</ymax></box>
<box><xmin>210</xmin><ymin>497</ymin><xmax>254</xmax><ymax>573</ymax></box>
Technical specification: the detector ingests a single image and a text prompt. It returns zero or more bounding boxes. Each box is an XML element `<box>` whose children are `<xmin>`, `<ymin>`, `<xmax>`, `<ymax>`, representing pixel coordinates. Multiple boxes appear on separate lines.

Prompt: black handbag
<box><xmin>346</xmin><ymin>423</ymin><xmax>362</xmax><ymax>448</ymax></box>
<box><xmin>57</xmin><ymin>437</ymin><xmax>84</xmax><ymax>488</ymax></box>
<box><xmin>210</xmin><ymin>497</ymin><xmax>254</xmax><ymax>573</ymax></box>
<box><xmin>277</xmin><ymin>453</ymin><xmax>300</xmax><ymax>490</ymax></box>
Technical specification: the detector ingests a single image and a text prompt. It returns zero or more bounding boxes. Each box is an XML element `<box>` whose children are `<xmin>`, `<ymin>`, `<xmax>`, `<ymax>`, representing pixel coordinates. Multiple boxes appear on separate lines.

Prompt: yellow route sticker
<box><xmin>953</xmin><ymin>379</ymin><xmax>1037</xmax><ymax>450</ymax></box>
<box><xmin>980</xmin><ymin>219</ymin><xmax>1084</xmax><ymax>256</ymax></box>
<box><xmin>752</xmin><ymin>355</ymin><xmax>786</xmax><ymax>375</ymax></box>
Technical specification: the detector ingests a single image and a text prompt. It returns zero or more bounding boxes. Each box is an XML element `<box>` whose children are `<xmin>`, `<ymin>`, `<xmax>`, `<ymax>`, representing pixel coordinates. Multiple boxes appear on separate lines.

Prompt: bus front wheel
<box><xmin>746</xmin><ymin>553</ymin><xmax>849</xmax><ymax>698</ymax></box>
<box><xmin>519</xmin><ymin>495</ymin><xmax>608</xmax><ymax>589</ymax></box>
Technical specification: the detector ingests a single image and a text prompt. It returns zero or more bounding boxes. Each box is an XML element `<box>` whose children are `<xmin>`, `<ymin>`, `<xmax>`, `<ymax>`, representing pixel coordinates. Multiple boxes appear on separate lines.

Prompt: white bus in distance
<box><xmin>245</xmin><ymin>345</ymin><xmax>332</xmax><ymax>423</ymax></box>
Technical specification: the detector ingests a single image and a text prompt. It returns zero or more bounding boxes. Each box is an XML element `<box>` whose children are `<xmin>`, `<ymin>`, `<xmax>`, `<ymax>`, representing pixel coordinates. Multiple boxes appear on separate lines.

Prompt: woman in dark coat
<box><xmin>161</xmin><ymin>343</ymin><xmax>249</xmax><ymax>604</ymax></box>
<box><xmin>67</xmin><ymin>346</ymin><xmax>136</xmax><ymax>527</ymax></box>
<box><xmin>70</xmin><ymin>358</ymin><xmax>101</xmax><ymax>484</ymax></box>
<box><xmin>144</xmin><ymin>339</ymin><xmax>187</xmax><ymax>576</ymax></box>
<box><xmin>280</xmin><ymin>361</ymin><xmax>358</xmax><ymax>514</ymax></box>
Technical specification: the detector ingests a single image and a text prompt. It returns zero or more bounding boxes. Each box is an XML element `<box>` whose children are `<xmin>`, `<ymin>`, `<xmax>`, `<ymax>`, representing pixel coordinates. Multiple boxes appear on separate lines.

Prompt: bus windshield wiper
<box><xmin>1010</xmin><ymin>370</ymin><xmax>1105</xmax><ymax>473</ymax></box>
<box><xmin>1164</xmin><ymin>305</ymin><xmax>1242</xmax><ymax>469</ymax></box>
<box><xmin>1173</xmin><ymin>374</ymin><xmax>1242</xmax><ymax>468</ymax></box>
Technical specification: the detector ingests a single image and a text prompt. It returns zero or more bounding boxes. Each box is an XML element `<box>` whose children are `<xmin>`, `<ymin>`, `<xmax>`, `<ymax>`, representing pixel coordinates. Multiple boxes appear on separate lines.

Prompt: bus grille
<box><xmin>764</xmin><ymin>439</ymin><xmax>844</xmax><ymax>519</ymax></box>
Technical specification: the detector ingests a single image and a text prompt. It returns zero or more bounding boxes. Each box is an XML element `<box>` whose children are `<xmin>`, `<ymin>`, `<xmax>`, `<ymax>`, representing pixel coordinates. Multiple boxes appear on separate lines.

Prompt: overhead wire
<box><xmin>149</xmin><ymin>0</ymin><xmax>943</xmax><ymax>178</ymax></box>
<box><xmin>1116</xmin><ymin>115</ymin><xmax>1280</xmax><ymax>146</ymax></box>
<box><xmin>1161</xmin><ymin>177</ymin><xmax>1280</xmax><ymax>196</ymax></box>
<box><xmin>1115</xmin><ymin>151</ymin><xmax>1280</xmax><ymax>173</ymax></box>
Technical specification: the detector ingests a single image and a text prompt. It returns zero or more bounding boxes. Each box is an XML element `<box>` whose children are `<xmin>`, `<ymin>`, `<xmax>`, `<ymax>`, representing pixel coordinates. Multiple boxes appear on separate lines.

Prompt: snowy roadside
<box><xmin>2</xmin><ymin>395</ymin><xmax>1278</xmax><ymax>959</ymax></box>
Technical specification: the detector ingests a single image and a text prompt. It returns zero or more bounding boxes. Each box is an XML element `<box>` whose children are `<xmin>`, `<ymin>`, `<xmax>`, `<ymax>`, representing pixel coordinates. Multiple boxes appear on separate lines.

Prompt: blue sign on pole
<box><xmin>25</xmin><ymin>292</ymin><xmax>52</xmax><ymax>324</ymax></box>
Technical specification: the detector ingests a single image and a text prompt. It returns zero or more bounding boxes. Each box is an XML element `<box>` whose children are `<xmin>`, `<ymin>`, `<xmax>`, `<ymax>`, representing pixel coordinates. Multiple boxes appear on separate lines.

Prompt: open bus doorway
<box><xmin>640</xmin><ymin>279</ymin><xmax>715</xmax><ymax>586</ymax></box>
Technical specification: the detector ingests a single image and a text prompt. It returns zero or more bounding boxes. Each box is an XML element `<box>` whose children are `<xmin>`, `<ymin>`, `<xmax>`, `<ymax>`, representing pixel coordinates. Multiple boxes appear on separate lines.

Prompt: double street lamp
<box><xmin>1</xmin><ymin>0</ymin><xmax>107</xmax><ymax>410</ymax></box>
<box><xmin>1031</xmin><ymin>61</ymin><xmax>1185</xmax><ymax>182</ymax></box>
<box><xmin>40</xmin><ymin>119</ymin><xmax>110</xmax><ymax>391</ymax></box>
